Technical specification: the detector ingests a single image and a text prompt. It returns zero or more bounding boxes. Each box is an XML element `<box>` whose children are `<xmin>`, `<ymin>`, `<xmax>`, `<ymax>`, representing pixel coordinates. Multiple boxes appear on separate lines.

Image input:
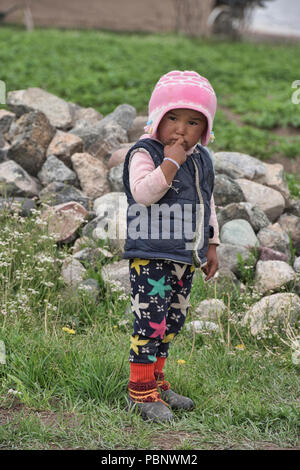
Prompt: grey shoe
<box><xmin>127</xmin><ymin>396</ymin><xmax>174</xmax><ymax>423</ymax></box>
<box><xmin>160</xmin><ymin>389</ymin><xmax>194</xmax><ymax>410</ymax></box>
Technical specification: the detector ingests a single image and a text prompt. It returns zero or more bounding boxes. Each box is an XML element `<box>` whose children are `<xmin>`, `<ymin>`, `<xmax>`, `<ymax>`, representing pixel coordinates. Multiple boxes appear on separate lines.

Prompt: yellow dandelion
<box><xmin>62</xmin><ymin>327</ymin><xmax>76</xmax><ymax>335</ymax></box>
<box><xmin>235</xmin><ymin>344</ymin><xmax>245</xmax><ymax>350</ymax></box>
<box><xmin>177</xmin><ymin>359</ymin><xmax>186</xmax><ymax>365</ymax></box>
<box><xmin>113</xmin><ymin>325</ymin><xmax>118</xmax><ymax>329</ymax></box>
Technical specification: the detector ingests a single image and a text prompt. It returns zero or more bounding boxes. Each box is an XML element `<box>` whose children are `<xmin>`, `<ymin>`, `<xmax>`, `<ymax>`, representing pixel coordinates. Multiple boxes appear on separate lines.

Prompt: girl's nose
<box><xmin>175</xmin><ymin>122</ymin><xmax>185</xmax><ymax>134</ymax></box>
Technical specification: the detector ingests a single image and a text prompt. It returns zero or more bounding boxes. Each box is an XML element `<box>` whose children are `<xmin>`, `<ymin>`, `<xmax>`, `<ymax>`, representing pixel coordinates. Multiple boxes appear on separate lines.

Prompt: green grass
<box><xmin>0</xmin><ymin>25</ymin><xmax>300</xmax><ymax>160</ymax></box>
<box><xmin>0</xmin><ymin>205</ymin><xmax>299</xmax><ymax>450</ymax></box>
<box><xmin>0</xmin><ymin>26</ymin><xmax>299</xmax><ymax>449</ymax></box>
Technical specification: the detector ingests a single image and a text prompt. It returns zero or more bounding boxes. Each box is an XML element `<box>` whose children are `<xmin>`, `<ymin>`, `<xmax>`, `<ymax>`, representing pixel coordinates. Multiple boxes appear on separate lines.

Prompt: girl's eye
<box><xmin>168</xmin><ymin>116</ymin><xmax>176</xmax><ymax>121</ymax></box>
<box><xmin>189</xmin><ymin>121</ymin><xmax>198</xmax><ymax>126</ymax></box>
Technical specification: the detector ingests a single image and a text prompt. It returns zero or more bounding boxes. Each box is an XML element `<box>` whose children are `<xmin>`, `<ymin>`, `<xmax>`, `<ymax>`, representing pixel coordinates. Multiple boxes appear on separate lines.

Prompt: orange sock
<box><xmin>155</xmin><ymin>356</ymin><xmax>166</xmax><ymax>374</ymax></box>
<box><xmin>154</xmin><ymin>357</ymin><xmax>170</xmax><ymax>391</ymax></box>
<box><xmin>128</xmin><ymin>362</ymin><xmax>159</xmax><ymax>402</ymax></box>
<box><xmin>129</xmin><ymin>362</ymin><xmax>155</xmax><ymax>383</ymax></box>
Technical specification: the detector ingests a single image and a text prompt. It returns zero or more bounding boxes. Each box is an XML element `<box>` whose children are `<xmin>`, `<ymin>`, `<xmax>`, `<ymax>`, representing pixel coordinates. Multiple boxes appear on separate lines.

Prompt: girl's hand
<box><xmin>164</xmin><ymin>137</ymin><xmax>187</xmax><ymax>166</ymax></box>
<box><xmin>201</xmin><ymin>244</ymin><xmax>219</xmax><ymax>281</ymax></box>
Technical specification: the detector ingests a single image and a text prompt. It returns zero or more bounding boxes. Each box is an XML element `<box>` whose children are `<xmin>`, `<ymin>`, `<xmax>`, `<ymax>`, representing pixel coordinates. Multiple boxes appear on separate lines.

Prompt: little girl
<box><xmin>122</xmin><ymin>70</ymin><xmax>219</xmax><ymax>423</ymax></box>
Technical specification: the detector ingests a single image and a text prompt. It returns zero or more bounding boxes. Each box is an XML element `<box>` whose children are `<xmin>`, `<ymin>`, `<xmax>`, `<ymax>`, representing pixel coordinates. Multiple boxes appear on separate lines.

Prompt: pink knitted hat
<box><xmin>145</xmin><ymin>70</ymin><xmax>217</xmax><ymax>146</ymax></box>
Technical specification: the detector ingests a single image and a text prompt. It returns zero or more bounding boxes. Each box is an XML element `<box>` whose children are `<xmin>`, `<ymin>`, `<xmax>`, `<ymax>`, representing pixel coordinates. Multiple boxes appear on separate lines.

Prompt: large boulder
<box><xmin>213</xmin><ymin>151</ymin><xmax>266</xmax><ymax>181</ymax></box>
<box><xmin>217</xmin><ymin>202</ymin><xmax>270</xmax><ymax>233</ymax></box>
<box><xmin>236</xmin><ymin>178</ymin><xmax>285</xmax><ymax>222</ymax></box>
<box><xmin>41</xmin><ymin>201</ymin><xmax>88</xmax><ymax>243</ymax></box>
<box><xmin>39</xmin><ymin>182</ymin><xmax>91</xmax><ymax>210</ymax></box>
<box><xmin>92</xmin><ymin>192</ymin><xmax>127</xmax><ymax>253</ymax></box>
<box><xmin>7</xmin><ymin>110</ymin><xmax>55</xmax><ymax>176</ymax></box>
<box><xmin>277</xmin><ymin>213</ymin><xmax>300</xmax><ymax>255</ymax></box>
<box><xmin>46</xmin><ymin>130</ymin><xmax>84</xmax><ymax>168</ymax></box>
<box><xmin>256</xmin><ymin>223</ymin><xmax>290</xmax><ymax>257</ymax></box>
<box><xmin>194</xmin><ymin>299</ymin><xmax>227</xmax><ymax>322</ymax></box>
<box><xmin>216</xmin><ymin>243</ymin><xmax>252</xmax><ymax>276</ymax></box>
<box><xmin>0</xmin><ymin>160</ymin><xmax>41</xmax><ymax>197</ymax></box>
<box><xmin>220</xmin><ymin>219</ymin><xmax>259</xmax><ymax>248</ymax></box>
<box><xmin>71</xmin><ymin>152</ymin><xmax>111</xmax><ymax>199</ymax></box>
<box><xmin>99</xmin><ymin>104</ymin><xmax>136</xmax><ymax>131</ymax></box>
<box><xmin>213</xmin><ymin>174</ymin><xmax>245</xmax><ymax>206</ymax></box>
<box><xmin>254</xmin><ymin>260</ymin><xmax>296</xmax><ymax>294</ymax></box>
<box><xmin>61</xmin><ymin>257</ymin><xmax>87</xmax><ymax>286</ymax></box>
<box><xmin>0</xmin><ymin>109</ymin><xmax>15</xmax><ymax>135</ymax></box>
<box><xmin>37</xmin><ymin>155</ymin><xmax>78</xmax><ymax>187</ymax></box>
<box><xmin>7</xmin><ymin>88</ymin><xmax>74</xmax><ymax>130</ymax></box>
<box><xmin>241</xmin><ymin>293</ymin><xmax>300</xmax><ymax>336</ymax></box>
<box><xmin>101</xmin><ymin>259</ymin><xmax>131</xmax><ymax>294</ymax></box>
<box><xmin>128</xmin><ymin>115</ymin><xmax>147</xmax><ymax>141</ymax></box>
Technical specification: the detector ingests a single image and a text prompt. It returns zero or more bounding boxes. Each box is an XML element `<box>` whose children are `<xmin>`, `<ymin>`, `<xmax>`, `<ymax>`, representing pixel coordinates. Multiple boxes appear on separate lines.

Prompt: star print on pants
<box><xmin>147</xmin><ymin>275</ymin><xmax>172</xmax><ymax>299</ymax></box>
<box><xmin>130</xmin><ymin>258</ymin><xmax>150</xmax><ymax>275</ymax></box>
<box><xmin>149</xmin><ymin>317</ymin><xmax>166</xmax><ymax>339</ymax></box>
<box><xmin>130</xmin><ymin>335</ymin><xmax>150</xmax><ymax>355</ymax></box>
<box><xmin>171</xmin><ymin>293</ymin><xmax>191</xmax><ymax>317</ymax></box>
<box><xmin>131</xmin><ymin>293</ymin><xmax>149</xmax><ymax>320</ymax></box>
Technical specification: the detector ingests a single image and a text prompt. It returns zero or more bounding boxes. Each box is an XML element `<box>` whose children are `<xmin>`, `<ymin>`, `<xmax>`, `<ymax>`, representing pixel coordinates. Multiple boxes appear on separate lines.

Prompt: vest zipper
<box><xmin>190</xmin><ymin>156</ymin><xmax>206</xmax><ymax>268</ymax></box>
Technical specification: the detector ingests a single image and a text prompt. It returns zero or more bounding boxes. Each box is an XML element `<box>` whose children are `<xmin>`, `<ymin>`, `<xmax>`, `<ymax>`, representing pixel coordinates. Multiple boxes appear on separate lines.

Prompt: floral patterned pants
<box><xmin>128</xmin><ymin>258</ymin><xmax>195</xmax><ymax>364</ymax></box>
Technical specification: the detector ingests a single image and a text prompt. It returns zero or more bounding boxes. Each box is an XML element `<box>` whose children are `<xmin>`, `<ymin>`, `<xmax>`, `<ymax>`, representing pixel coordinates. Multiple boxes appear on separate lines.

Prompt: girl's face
<box><xmin>156</xmin><ymin>108</ymin><xmax>207</xmax><ymax>151</ymax></box>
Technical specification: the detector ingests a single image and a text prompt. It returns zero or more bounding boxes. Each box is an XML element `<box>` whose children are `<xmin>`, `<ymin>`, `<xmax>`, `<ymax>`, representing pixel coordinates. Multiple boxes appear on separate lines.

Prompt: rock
<box><xmin>216</xmin><ymin>243</ymin><xmax>252</xmax><ymax>276</ymax></box>
<box><xmin>73</xmin><ymin>246</ymin><xmax>112</xmax><ymax>268</ymax></box>
<box><xmin>213</xmin><ymin>151</ymin><xmax>266</xmax><ymax>181</ymax></box>
<box><xmin>93</xmin><ymin>192</ymin><xmax>127</xmax><ymax>253</ymax></box>
<box><xmin>41</xmin><ymin>201</ymin><xmax>88</xmax><ymax>243</ymax></box>
<box><xmin>186</xmin><ymin>320</ymin><xmax>220</xmax><ymax>333</ymax></box>
<box><xmin>0</xmin><ymin>197</ymin><xmax>37</xmax><ymax>216</ymax></box>
<box><xmin>101</xmin><ymin>259</ymin><xmax>131</xmax><ymax>294</ymax></box>
<box><xmin>254</xmin><ymin>260</ymin><xmax>296</xmax><ymax>294</ymax></box>
<box><xmin>0</xmin><ymin>109</ymin><xmax>15</xmax><ymax>135</ymax></box>
<box><xmin>236</xmin><ymin>178</ymin><xmax>285</xmax><ymax>222</ymax></box>
<box><xmin>61</xmin><ymin>257</ymin><xmax>87</xmax><ymax>286</ymax></box>
<box><xmin>99</xmin><ymin>104</ymin><xmax>136</xmax><ymax>131</ymax></box>
<box><xmin>257</xmin><ymin>223</ymin><xmax>290</xmax><ymax>257</ymax></box>
<box><xmin>213</xmin><ymin>174</ymin><xmax>245</xmax><ymax>206</ymax></box>
<box><xmin>285</xmin><ymin>199</ymin><xmax>300</xmax><ymax>217</ymax></box>
<box><xmin>258</xmin><ymin>162</ymin><xmax>290</xmax><ymax>203</ymax></box>
<box><xmin>39</xmin><ymin>182</ymin><xmax>91</xmax><ymax>211</ymax></box>
<box><xmin>68</xmin><ymin>102</ymin><xmax>103</xmax><ymax>124</ymax></box>
<box><xmin>71</xmin><ymin>152</ymin><xmax>111</xmax><ymax>199</ymax></box>
<box><xmin>37</xmin><ymin>155</ymin><xmax>78</xmax><ymax>186</ymax></box>
<box><xmin>0</xmin><ymin>137</ymin><xmax>10</xmax><ymax>163</ymax></box>
<box><xmin>107</xmin><ymin>143</ymin><xmax>133</xmax><ymax>169</ymax></box>
<box><xmin>89</xmin><ymin>121</ymin><xmax>128</xmax><ymax>160</ymax></box>
<box><xmin>7</xmin><ymin>88</ymin><xmax>74</xmax><ymax>130</ymax></box>
<box><xmin>72</xmin><ymin>236</ymin><xmax>95</xmax><ymax>253</ymax></box>
<box><xmin>0</xmin><ymin>160</ymin><xmax>41</xmax><ymax>197</ymax></box>
<box><xmin>128</xmin><ymin>115</ymin><xmax>147</xmax><ymax>141</ymax></box>
<box><xmin>7</xmin><ymin>110</ymin><xmax>55</xmax><ymax>176</ymax></box>
<box><xmin>217</xmin><ymin>202</ymin><xmax>270</xmax><ymax>233</ymax></box>
<box><xmin>294</xmin><ymin>257</ymin><xmax>300</xmax><ymax>273</ymax></box>
<box><xmin>241</xmin><ymin>293</ymin><xmax>300</xmax><ymax>336</ymax></box>
<box><xmin>46</xmin><ymin>130</ymin><xmax>84</xmax><ymax>168</ymax></box>
<box><xmin>69</xmin><ymin>119</ymin><xmax>128</xmax><ymax>160</ymax></box>
<box><xmin>220</xmin><ymin>219</ymin><xmax>259</xmax><ymax>248</ymax></box>
<box><xmin>257</xmin><ymin>246</ymin><xmax>288</xmax><ymax>263</ymax></box>
<box><xmin>210</xmin><ymin>267</ymin><xmax>240</xmax><ymax>292</ymax></box>
<box><xmin>194</xmin><ymin>299</ymin><xmax>227</xmax><ymax>322</ymax></box>
<box><xmin>277</xmin><ymin>213</ymin><xmax>300</xmax><ymax>255</ymax></box>
<box><xmin>108</xmin><ymin>163</ymin><xmax>124</xmax><ymax>192</ymax></box>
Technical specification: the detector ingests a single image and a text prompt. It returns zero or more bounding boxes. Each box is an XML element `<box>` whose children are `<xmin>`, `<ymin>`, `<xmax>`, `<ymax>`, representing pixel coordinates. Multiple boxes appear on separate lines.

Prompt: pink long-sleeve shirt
<box><xmin>128</xmin><ymin>134</ymin><xmax>220</xmax><ymax>245</ymax></box>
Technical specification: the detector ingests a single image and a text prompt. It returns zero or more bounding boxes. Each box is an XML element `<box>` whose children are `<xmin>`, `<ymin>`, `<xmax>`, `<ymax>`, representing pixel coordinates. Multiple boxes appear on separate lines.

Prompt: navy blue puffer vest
<box><xmin>122</xmin><ymin>138</ymin><xmax>214</xmax><ymax>267</ymax></box>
